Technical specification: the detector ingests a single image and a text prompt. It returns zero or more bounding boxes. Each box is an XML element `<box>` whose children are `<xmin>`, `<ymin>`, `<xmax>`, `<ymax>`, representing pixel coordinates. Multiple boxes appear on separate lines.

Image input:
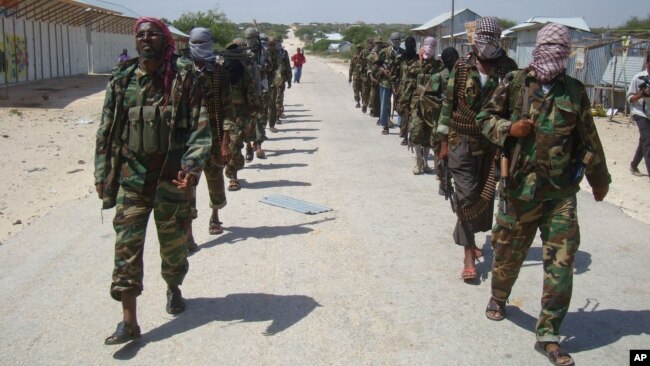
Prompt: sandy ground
<box><xmin>1</xmin><ymin>53</ymin><xmax>647</xmax><ymax>245</ymax></box>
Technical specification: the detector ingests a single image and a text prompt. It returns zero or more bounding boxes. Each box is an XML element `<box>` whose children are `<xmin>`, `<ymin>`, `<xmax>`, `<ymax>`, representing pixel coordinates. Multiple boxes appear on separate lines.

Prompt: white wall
<box><xmin>1</xmin><ymin>15</ymin><xmax>135</xmax><ymax>85</ymax></box>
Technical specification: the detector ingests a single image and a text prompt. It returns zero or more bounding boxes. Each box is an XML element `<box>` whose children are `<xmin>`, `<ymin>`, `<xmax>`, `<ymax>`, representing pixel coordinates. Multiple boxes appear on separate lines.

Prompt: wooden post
<box><xmin>609</xmin><ymin>53</ymin><xmax>617</xmax><ymax>122</ymax></box>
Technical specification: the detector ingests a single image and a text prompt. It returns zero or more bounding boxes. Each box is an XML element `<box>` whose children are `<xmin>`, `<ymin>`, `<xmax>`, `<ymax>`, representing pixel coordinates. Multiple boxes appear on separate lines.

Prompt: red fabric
<box><xmin>291</xmin><ymin>53</ymin><xmax>306</xmax><ymax>68</ymax></box>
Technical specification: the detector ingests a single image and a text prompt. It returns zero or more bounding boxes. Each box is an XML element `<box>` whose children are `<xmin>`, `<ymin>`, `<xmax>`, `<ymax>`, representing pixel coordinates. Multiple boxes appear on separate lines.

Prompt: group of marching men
<box><xmin>348</xmin><ymin>16</ymin><xmax>612</xmax><ymax>366</ymax></box>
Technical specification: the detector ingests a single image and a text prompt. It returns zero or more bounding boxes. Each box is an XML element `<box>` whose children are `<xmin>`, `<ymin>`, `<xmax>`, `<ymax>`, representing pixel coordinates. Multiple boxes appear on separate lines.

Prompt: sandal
<box><xmin>166</xmin><ymin>286</ymin><xmax>185</xmax><ymax>315</ymax></box>
<box><xmin>534</xmin><ymin>342</ymin><xmax>575</xmax><ymax>366</ymax></box>
<box><xmin>225</xmin><ymin>165</ymin><xmax>234</xmax><ymax>179</ymax></box>
<box><xmin>209</xmin><ymin>220</ymin><xmax>224</xmax><ymax>235</ymax></box>
<box><xmin>228</xmin><ymin>179</ymin><xmax>240</xmax><ymax>191</ymax></box>
<box><xmin>104</xmin><ymin>321</ymin><xmax>141</xmax><ymax>345</ymax></box>
<box><xmin>461</xmin><ymin>267</ymin><xmax>477</xmax><ymax>281</ymax></box>
<box><xmin>485</xmin><ymin>297</ymin><xmax>506</xmax><ymax>321</ymax></box>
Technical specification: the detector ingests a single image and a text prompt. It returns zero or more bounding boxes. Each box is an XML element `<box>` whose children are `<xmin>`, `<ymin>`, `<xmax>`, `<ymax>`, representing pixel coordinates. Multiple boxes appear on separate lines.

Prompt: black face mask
<box><xmin>403</xmin><ymin>37</ymin><xmax>417</xmax><ymax>60</ymax></box>
<box><xmin>441</xmin><ymin>47</ymin><xmax>459</xmax><ymax>71</ymax></box>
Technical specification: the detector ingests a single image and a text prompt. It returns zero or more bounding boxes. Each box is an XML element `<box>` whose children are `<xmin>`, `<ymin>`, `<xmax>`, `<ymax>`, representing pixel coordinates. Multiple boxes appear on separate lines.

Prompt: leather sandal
<box><xmin>485</xmin><ymin>297</ymin><xmax>506</xmax><ymax>321</ymax></box>
<box><xmin>104</xmin><ymin>321</ymin><xmax>141</xmax><ymax>345</ymax></box>
<box><xmin>534</xmin><ymin>342</ymin><xmax>575</xmax><ymax>366</ymax></box>
<box><xmin>166</xmin><ymin>286</ymin><xmax>185</xmax><ymax>315</ymax></box>
<box><xmin>228</xmin><ymin>179</ymin><xmax>241</xmax><ymax>191</ymax></box>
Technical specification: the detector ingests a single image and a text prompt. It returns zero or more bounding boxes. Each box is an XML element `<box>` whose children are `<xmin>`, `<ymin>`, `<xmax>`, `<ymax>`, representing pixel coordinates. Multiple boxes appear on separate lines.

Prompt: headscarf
<box><xmin>474</xmin><ymin>16</ymin><xmax>502</xmax><ymax>60</ymax></box>
<box><xmin>530</xmin><ymin>23</ymin><xmax>571</xmax><ymax>84</ymax></box>
<box><xmin>441</xmin><ymin>47</ymin><xmax>460</xmax><ymax>71</ymax></box>
<box><xmin>134</xmin><ymin>17</ymin><xmax>175</xmax><ymax>108</ymax></box>
<box><xmin>403</xmin><ymin>36</ymin><xmax>417</xmax><ymax>60</ymax></box>
<box><xmin>189</xmin><ymin>27</ymin><xmax>216</xmax><ymax>64</ymax></box>
<box><xmin>421</xmin><ymin>36</ymin><xmax>437</xmax><ymax>60</ymax></box>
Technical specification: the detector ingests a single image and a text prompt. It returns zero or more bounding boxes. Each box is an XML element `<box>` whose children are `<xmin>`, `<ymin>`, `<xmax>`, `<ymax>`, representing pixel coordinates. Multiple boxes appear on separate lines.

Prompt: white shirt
<box><xmin>627</xmin><ymin>70</ymin><xmax>650</xmax><ymax>118</ymax></box>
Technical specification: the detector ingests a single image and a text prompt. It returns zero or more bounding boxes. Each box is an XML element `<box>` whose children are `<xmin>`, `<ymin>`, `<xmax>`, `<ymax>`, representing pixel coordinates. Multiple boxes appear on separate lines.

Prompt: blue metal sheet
<box><xmin>260</xmin><ymin>195</ymin><xmax>332</xmax><ymax>215</ymax></box>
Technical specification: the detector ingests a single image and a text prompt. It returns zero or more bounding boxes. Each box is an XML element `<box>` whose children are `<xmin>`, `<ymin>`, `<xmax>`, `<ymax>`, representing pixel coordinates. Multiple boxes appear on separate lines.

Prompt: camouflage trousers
<box><xmin>369</xmin><ymin>83</ymin><xmax>380</xmax><ymax>117</ymax></box>
<box><xmin>110</xmin><ymin>185</ymin><xmax>190</xmax><ymax>301</ymax></box>
<box><xmin>409</xmin><ymin>106</ymin><xmax>434</xmax><ymax>147</ymax></box>
<box><xmin>491</xmin><ymin>194</ymin><xmax>580</xmax><ymax>343</ymax></box>
<box><xmin>352</xmin><ymin>77</ymin><xmax>362</xmax><ymax>103</ymax></box>
<box><xmin>204</xmin><ymin>161</ymin><xmax>226</xmax><ymax>209</ymax></box>
<box><xmin>225</xmin><ymin>128</ymin><xmax>245</xmax><ymax>173</ymax></box>
<box><xmin>267</xmin><ymin>86</ymin><xmax>280</xmax><ymax>127</ymax></box>
<box><xmin>256</xmin><ymin>93</ymin><xmax>269</xmax><ymax>143</ymax></box>
<box><xmin>361</xmin><ymin>77</ymin><xmax>370</xmax><ymax>107</ymax></box>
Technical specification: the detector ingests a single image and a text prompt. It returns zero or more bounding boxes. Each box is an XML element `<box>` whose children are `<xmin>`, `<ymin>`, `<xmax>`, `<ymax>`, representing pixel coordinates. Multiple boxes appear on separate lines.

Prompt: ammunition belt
<box><xmin>450</xmin><ymin>58</ymin><xmax>481</xmax><ymax>136</ymax></box>
<box><xmin>205</xmin><ymin>64</ymin><xmax>225</xmax><ymax>167</ymax></box>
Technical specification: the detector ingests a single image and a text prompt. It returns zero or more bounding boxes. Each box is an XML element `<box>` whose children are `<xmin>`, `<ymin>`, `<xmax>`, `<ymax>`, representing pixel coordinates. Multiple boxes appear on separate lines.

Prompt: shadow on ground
<box><xmin>237</xmin><ymin>179</ymin><xmax>311</xmax><ymax>189</ymax></box>
<box><xmin>113</xmin><ymin>293</ymin><xmax>322</xmax><ymax>360</ymax></box>
<box><xmin>0</xmin><ymin>74</ymin><xmax>108</xmax><ymax>109</ymax></box>
<box><xmin>265</xmin><ymin>148</ymin><xmax>319</xmax><ymax>157</ymax></box>
<box><xmin>198</xmin><ymin>217</ymin><xmax>335</xmax><ymax>249</ymax></box>
<box><xmin>506</xmin><ymin>302</ymin><xmax>650</xmax><ymax>353</ymax></box>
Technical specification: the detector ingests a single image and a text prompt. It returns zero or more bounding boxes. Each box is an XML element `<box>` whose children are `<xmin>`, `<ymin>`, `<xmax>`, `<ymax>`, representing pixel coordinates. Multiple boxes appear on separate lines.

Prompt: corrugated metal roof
<box><xmin>411</xmin><ymin>8</ymin><xmax>471</xmax><ymax>32</ymax></box>
<box><xmin>503</xmin><ymin>17</ymin><xmax>590</xmax><ymax>36</ymax></box>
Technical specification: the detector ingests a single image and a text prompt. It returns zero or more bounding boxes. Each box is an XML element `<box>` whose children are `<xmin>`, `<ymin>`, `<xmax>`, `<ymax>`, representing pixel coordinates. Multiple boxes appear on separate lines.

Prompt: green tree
<box><xmin>172</xmin><ymin>8</ymin><xmax>238</xmax><ymax>48</ymax></box>
<box><xmin>341</xmin><ymin>25</ymin><xmax>376</xmax><ymax>45</ymax></box>
<box><xmin>497</xmin><ymin>18</ymin><xmax>517</xmax><ymax>31</ymax></box>
<box><xmin>620</xmin><ymin>14</ymin><xmax>650</xmax><ymax>30</ymax></box>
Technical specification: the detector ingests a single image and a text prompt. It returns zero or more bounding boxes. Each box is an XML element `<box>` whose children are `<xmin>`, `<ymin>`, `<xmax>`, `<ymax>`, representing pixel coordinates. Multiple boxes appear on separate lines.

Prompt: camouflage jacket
<box><xmin>359</xmin><ymin>47</ymin><xmax>372</xmax><ymax>81</ymax></box>
<box><xmin>94</xmin><ymin>55</ymin><xmax>211</xmax><ymax>208</ymax></box>
<box><xmin>395</xmin><ymin>57</ymin><xmax>419</xmax><ymax>116</ymax></box>
<box><xmin>281</xmin><ymin>49</ymin><xmax>292</xmax><ymax>83</ymax></box>
<box><xmin>437</xmin><ymin>53</ymin><xmax>517</xmax><ymax>152</ymax></box>
<box><xmin>376</xmin><ymin>45</ymin><xmax>405</xmax><ymax>88</ymax></box>
<box><xmin>228</xmin><ymin>57</ymin><xmax>263</xmax><ymax>125</ymax></box>
<box><xmin>349</xmin><ymin>52</ymin><xmax>364</xmax><ymax>80</ymax></box>
<box><xmin>476</xmin><ymin>69</ymin><xmax>611</xmax><ymax>201</ymax></box>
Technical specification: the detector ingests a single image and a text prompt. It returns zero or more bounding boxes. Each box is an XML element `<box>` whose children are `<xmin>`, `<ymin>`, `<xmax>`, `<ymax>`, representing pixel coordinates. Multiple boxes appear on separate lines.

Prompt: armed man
<box><xmin>185</xmin><ymin>27</ymin><xmax>236</xmax><ymax>243</ymax></box>
<box><xmin>95</xmin><ymin>17</ymin><xmax>211</xmax><ymax>344</ymax></box>
<box><xmin>349</xmin><ymin>44</ymin><xmax>364</xmax><ymax>108</ymax></box>
<box><xmin>401</xmin><ymin>36</ymin><xmax>444</xmax><ymax>174</ymax></box>
<box><xmin>476</xmin><ymin>24</ymin><xmax>610</xmax><ymax>366</ymax></box>
<box><xmin>360</xmin><ymin>39</ymin><xmax>374</xmax><ymax>114</ymax></box>
<box><xmin>376</xmin><ymin>32</ymin><xmax>404</xmax><ymax>135</ymax></box>
<box><xmin>437</xmin><ymin>17</ymin><xmax>518</xmax><ymax>282</ymax></box>
<box><xmin>395</xmin><ymin>36</ymin><xmax>419</xmax><ymax>146</ymax></box>
<box><xmin>268</xmin><ymin>36</ymin><xmax>292</xmax><ymax>133</ymax></box>
<box><xmin>244</xmin><ymin>27</ymin><xmax>271</xmax><ymax>160</ymax></box>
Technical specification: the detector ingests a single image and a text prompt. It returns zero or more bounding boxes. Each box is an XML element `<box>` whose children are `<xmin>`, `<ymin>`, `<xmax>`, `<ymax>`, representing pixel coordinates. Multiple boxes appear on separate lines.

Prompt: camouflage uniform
<box><xmin>191</xmin><ymin>60</ymin><xmax>236</xmax><ymax>212</ymax></box>
<box><xmin>360</xmin><ymin>41</ymin><xmax>373</xmax><ymax>112</ymax></box>
<box><xmin>249</xmin><ymin>43</ymin><xmax>271</xmax><ymax>145</ymax></box>
<box><xmin>367</xmin><ymin>45</ymin><xmax>383</xmax><ymax>118</ymax></box>
<box><xmin>476</xmin><ymin>70</ymin><xmax>611</xmax><ymax>342</ymax></box>
<box><xmin>276</xmin><ymin>45</ymin><xmax>292</xmax><ymax>119</ymax></box>
<box><xmin>407</xmin><ymin>59</ymin><xmax>444</xmax><ymax>146</ymax></box>
<box><xmin>94</xmin><ymin>55</ymin><xmax>210</xmax><ymax>301</ymax></box>
<box><xmin>396</xmin><ymin>57</ymin><xmax>419</xmax><ymax>139</ymax></box>
<box><xmin>437</xmin><ymin>53</ymin><xmax>517</xmax><ymax>247</ymax></box>
<box><xmin>267</xmin><ymin>40</ymin><xmax>282</xmax><ymax>129</ymax></box>
<box><xmin>376</xmin><ymin>42</ymin><xmax>404</xmax><ymax>128</ymax></box>
<box><xmin>349</xmin><ymin>47</ymin><xmax>364</xmax><ymax>105</ymax></box>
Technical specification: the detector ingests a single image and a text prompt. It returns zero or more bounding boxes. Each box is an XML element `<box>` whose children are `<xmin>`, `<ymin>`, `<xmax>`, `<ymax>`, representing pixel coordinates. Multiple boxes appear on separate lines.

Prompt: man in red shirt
<box><xmin>291</xmin><ymin>48</ymin><xmax>306</xmax><ymax>83</ymax></box>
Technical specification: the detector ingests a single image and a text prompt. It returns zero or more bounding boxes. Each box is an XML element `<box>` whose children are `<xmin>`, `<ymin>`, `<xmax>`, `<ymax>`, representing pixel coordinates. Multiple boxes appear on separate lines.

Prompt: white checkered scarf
<box><xmin>474</xmin><ymin>17</ymin><xmax>502</xmax><ymax>60</ymax></box>
<box><xmin>530</xmin><ymin>23</ymin><xmax>571</xmax><ymax>83</ymax></box>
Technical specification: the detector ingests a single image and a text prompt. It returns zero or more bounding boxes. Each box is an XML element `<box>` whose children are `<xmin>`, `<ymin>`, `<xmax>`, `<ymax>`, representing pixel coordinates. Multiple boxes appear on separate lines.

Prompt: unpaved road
<box><xmin>0</xmin><ymin>57</ymin><xmax>649</xmax><ymax>365</ymax></box>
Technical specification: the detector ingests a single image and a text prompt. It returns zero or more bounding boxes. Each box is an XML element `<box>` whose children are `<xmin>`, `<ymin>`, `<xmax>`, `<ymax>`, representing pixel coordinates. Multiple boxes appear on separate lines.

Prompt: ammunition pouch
<box><xmin>126</xmin><ymin>106</ymin><xmax>173</xmax><ymax>154</ymax></box>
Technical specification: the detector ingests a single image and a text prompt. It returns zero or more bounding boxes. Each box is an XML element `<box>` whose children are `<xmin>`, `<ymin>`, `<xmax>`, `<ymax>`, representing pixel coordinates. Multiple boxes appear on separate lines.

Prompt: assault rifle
<box><xmin>440</xmin><ymin>160</ymin><xmax>457</xmax><ymax>213</ymax></box>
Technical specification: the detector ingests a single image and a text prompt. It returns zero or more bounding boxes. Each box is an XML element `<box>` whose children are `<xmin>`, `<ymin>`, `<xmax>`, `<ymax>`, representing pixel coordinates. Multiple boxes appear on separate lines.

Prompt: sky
<box><xmin>83</xmin><ymin>0</ymin><xmax>646</xmax><ymax>29</ymax></box>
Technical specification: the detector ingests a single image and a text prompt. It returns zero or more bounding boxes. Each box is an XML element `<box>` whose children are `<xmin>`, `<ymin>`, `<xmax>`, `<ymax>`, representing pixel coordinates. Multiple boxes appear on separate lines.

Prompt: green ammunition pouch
<box><xmin>127</xmin><ymin>106</ymin><xmax>177</xmax><ymax>154</ymax></box>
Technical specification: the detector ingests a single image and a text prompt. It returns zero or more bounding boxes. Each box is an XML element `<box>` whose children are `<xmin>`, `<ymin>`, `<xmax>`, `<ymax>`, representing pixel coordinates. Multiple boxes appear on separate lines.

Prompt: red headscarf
<box><xmin>134</xmin><ymin>17</ymin><xmax>176</xmax><ymax>107</ymax></box>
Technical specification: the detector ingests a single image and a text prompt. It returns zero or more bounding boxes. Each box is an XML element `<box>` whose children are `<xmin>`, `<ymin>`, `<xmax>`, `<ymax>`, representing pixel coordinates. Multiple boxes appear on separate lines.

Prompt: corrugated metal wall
<box><xmin>1</xmin><ymin>15</ymin><xmax>135</xmax><ymax>85</ymax></box>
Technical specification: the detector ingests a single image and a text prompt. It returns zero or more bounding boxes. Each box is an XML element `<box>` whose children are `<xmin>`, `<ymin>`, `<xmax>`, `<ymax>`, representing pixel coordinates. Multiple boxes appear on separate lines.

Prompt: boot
<box><xmin>245</xmin><ymin>144</ymin><xmax>254</xmax><ymax>162</ymax></box>
<box><xmin>422</xmin><ymin>147</ymin><xmax>434</xmax><ymax>174</ymax></box>
<box><xmin>361</xmin><ymin>105</ymin><xmax>367</xmax><ymax>113</ymax></box>
<box><xmin>355</xmin><ymin>102</ymin><xmax>361</xmax><ymax>108</ymax></box>
<box><xmin>412</xmin><ymin>145</ymin><xmax>424</xmax><ymax>175</ymax></box>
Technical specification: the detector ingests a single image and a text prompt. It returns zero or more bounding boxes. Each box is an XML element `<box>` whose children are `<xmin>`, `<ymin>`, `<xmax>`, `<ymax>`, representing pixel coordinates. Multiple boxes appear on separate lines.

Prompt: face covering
<box><xmin>421</xmin><ymin>37</ymin><xmax>437</xmax><ymax>60</ymax></box>
<box><xmin>189</xmin><ymin>27</ymin><xmax>215</xmax><ymax>63</ymax></box>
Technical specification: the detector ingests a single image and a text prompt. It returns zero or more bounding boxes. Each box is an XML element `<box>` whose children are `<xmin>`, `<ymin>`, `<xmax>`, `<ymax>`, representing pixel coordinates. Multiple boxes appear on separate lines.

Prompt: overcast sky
<box><xmin>86</xmin><ymin>0</ymin><xmax>645</xmax><ymax>28</ymax></box>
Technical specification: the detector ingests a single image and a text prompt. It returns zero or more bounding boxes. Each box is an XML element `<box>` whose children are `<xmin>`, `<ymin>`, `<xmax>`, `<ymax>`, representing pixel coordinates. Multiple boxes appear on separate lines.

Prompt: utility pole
<box><xmin>450</xmin><ymin>0</ymin><xmax>455</xmax><ymax>47</ymax></box>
